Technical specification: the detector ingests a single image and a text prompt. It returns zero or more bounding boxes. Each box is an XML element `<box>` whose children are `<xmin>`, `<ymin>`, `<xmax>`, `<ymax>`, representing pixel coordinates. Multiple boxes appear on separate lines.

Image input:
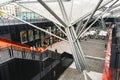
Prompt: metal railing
<box><xmin>0</xmin><ymin>45</ymin><xmax>61</xmax><ymax>62</ymax></box>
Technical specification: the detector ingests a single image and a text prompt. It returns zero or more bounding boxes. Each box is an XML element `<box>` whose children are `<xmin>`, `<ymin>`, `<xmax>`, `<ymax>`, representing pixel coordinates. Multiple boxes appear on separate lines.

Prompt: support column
<box><xmin>37</xmin><ymin>0</ymin><xmax>88</xmax><ymax>72</ymax></box>
<box><xmin>57</xmin><ymin>0</ymin><xmax>88</xmax><ymax>72</ymax></box>
<box><xmin>65</xmin><ymin>26</ymin><xmax>88</xmax><ymax>72</ymax></box>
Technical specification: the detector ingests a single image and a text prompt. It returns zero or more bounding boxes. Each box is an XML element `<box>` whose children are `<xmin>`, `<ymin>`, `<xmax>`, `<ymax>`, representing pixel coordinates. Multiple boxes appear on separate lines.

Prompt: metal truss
<box><xmin>0</xmin><ymin>0</ymin><xmax>120</xmax><ymax>80</ymax></box>
<box><xmin>77</xmin><ymin>0</ymin><xmax>103</xmax><ymax>39</ymax></box>
<box><xmin>76</xmin><ymin>20</ymin><xmax>84</xmax><ymax>35</ymax></box>
<box><xmin>0</xmin><ymin>10</ymin><xmax>67</xmax><ymax>41</ymax></box>
<box><xmin>71</xmin><ymin>0</ymin><xmax>114</xmax><ymax>25</ymax></box>
<box><xmin>53</xmin><ymin>23</ymin><xmax>67</xmax><ymax>36</ymax></box>
<box><xmin>37</xmin><ymin>0</ymin><xmax>88</xmax><ymax>72</ymax></box>
<box><xmin>15</xmin><ymin>2</ymin><xmax>67</xmax><ymax>36</ymax></box>
<box><xmin>76</xmin><ymin>0</ymin><xmax>119</xmax><ymax>41</ymax></box>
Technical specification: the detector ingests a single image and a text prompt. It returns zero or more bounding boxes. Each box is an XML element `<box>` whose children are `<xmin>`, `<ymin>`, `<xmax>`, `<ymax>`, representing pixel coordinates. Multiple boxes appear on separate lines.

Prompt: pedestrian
<box><xmin>30</xmin><ymin>46</ymin><xmax>36</xmax><ymax>60</ymax></box>
<box><xmin>105</xmin><ymin>43</ymin><xmax>107</xmax><ymax>49</ymax></box>
<box><xmin>21</xmin><ymin>48</ymin><xmax>26</xmax><ymax>59</ymax></box>
<box><xmin>8</xmin><ymin>45</ymin><xmax>14</xmax><ymax>58</ymax></box>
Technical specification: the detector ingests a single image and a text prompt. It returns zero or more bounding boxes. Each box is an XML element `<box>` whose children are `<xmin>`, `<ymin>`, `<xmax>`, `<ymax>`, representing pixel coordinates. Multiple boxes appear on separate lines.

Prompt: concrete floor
<box><xmin>47</xmin><ymin>39</ymin><xmax>107</xmax><ymax>80</ymax></box>
<box><xmin>58</xmin><ymin>68</ymin><xmax>86</xmax><ymax>80</ymax></box>
<box><xmin>0</xmin><ymin>38</ymin><xmax>107</xmax><ymax>80</ymax></box>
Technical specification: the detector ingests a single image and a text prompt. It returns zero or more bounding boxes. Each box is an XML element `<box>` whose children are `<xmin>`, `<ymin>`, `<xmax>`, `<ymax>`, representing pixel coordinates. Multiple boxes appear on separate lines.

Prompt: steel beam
<box><xmin>77</xmin><ymin>0</ymin><xmax>103</xmax><ymax>40</ymax></box>
<box><xmin>71</xmin><ymin>0</ymin><xmax>114</xmax><ymax>25</ymax></box>
<box><xmin>68</xmin><ymin>0</ymin><xmax>74</xmax><ymax>21</ymax></box>
<box><xmin>16</xmin><ymin>2</ymin><xmax>67</xmax><ymax>36</ymax></box>
<box><xmin>109</xmin><ymin>3</ymin><xmax>120</xmax><ymax>15</ymax></box>
<box><xmin>58</xmin><ymin>0</ymin><xmax>83</xmax><ymax>72</ymax></box>
<box><xmin>37</xmin><ymin>0</ymin><xmax>68</xmax><ymax>27</ymax></box>
<box><xmin>77</xmin><ymin>9</ymin><xmax>108</xmax><ymax>40</ymax></box>
<box><xmin>99</xmin><ymin>2</ymin><xmax>120</xmax><ymax>12</ymax></box>
<box><xmin>109</xmin><ymin>0</ymin><xmax>119</xmax><ymax>8</ymax></box>
<box><xmin>80</xmin><ymin>0</ymin><xmax>103</xmax><ymax>33</ymax></box>
<box><xmin>37</xmin><ymin>0</ymin><xmax>87</xmax><ymax>72</ymax></box>
<box><xmin>110</xmin><ymin>8</ymin><xmax>120</xmax><ymax>14</ymax></box>
<box><xmin>0</xmin><ymin>10</ymin><xmax>67</xmax><ymax>41</ymax></box>
<box><xmin>16</xmin><ymin>2</ymin><xmax>66</xmax><ymax>28</ymax></box>
<box><xmin>76</xmin><ymin>0</ymin><xmax>119</xmax><ymax>40</ymax></box>
<box><xmin>57</xmin><ymin>0</ymin><xmax>88</xmax><ymax>72</ymax></box>
<box><xmin>76</xmin><ymin>20</ymin><xmax>83</xmax><ymax>35</ymax></box>
<box><xmin>83</xmin><ymin>70</ymin><xmax>88</xmax><ymax>80</ymax></box>
<box><xmin>110</xmin><ymin>3</ymin><xmax>120</xmax><ymax>10</ymax></box>
<box><xmin>54</xmin><ymin>23</ymin><xmax>67</xmax><ymax>36</ymax></box>
<box><xmin>103</xmin><ymin>0</ymin><xmax>119</xmax><ymax>14</ymax></box>
<box><xmin>57</xmin><ymin>0</ymin><xmax>69</xmax><ymax>25</ymax></box>
<box><xmin>95</xmin><ymin>1</ymin><xmax>120</xmax><ymax>18</ymax></box>
<box><xmin>66</xmin><ymin>27</ymin><xmax>82</xmax><ymax>72</ymax></box>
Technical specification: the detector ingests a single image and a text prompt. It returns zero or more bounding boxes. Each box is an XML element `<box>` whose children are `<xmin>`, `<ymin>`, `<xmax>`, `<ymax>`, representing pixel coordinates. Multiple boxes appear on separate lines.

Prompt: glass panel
<box><xmin>20</xmin><ymin>31</ymin><xmax>28</xmax><ymax>43</ymax></box>
<box><xmin>28</xmin><ymin>29</ymin><xmax>34</xmax><ymax>41</ymax></box>
<box><xmin>34</xmin><ymin>29</ymin><xmax>40</xmax><ymax>39</ymax></box>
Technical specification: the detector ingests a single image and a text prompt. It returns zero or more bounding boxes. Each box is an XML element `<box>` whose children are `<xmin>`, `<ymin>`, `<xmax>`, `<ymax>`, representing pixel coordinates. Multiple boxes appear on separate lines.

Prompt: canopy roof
<box><xmin>17</xmin><ymin>0</ymin><xmax>109</xmax><ymax>26</ymax></box>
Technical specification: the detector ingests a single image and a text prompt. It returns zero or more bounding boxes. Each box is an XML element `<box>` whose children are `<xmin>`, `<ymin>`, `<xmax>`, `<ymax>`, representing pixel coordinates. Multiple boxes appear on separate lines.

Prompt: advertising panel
<box><xmin>20</xmin><ymin>31</ymin><xmax>28</xmax><ymax>43</ymax></box>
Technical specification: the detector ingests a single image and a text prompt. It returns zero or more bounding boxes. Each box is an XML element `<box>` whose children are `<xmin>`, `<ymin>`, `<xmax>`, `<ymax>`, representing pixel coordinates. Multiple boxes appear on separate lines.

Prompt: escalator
<box><xmin>0</xmin><ymin>38</ymin><xmax>73</xmax><ymax>80</ymax></box>
<box><xmin>0</xmin><ymin>51</ymin><xmax>73</xmax><ymax>80</ymax></box>
<box><xmin>0</xmin><ymin>37</ymin><xmax>30</xmax><ymax>50</ymax></box>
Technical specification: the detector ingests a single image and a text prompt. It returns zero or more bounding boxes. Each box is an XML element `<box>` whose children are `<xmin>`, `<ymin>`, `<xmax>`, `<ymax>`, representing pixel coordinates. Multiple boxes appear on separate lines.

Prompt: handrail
<box><xmin>0</xmin><ymin>37</ymin><xmax>48</xmax><ymax>52</ymax></box>
<box><xmin>102</xmin><ymin>25</ymin><xmax>114</xmax><ymax>80</ymax></box>
<box><xmin>0</xmin><ymin>37</ymin><xmax>30</xmax><ymax>50</ymax></box>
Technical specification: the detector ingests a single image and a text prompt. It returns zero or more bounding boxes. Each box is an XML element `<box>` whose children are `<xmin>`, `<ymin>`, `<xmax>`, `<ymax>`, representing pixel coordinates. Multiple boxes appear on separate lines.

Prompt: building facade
<box><xmin>0</xmin><ymin>19</ymin><xmax>66</xmax><ymax>47</ymax></box>
<box><xmin>0</xmin><ymin>4</ymin><xmax>17</xmax><ymax>17</ymax></box>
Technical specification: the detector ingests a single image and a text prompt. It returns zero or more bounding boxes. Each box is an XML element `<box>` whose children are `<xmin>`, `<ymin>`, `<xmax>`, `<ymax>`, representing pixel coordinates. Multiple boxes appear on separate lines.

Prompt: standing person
<box><xmin>105</xmin><ymin>43</ymin><xmax>107</xmax><ymax>49</ymax></box>
<box><xmin>30</xmin><ymin>46</ymin><xmax>36</xmax><ymax>60</ymax></box>
<box><xmin>21</xmin><ymin>48</ymin><xmax>26</xmax><ymax>59</ymax></box>
<box><xmin>37</xmin><ymin>50</ymin><xmax>42</xmax><ymax>60</ymax></box>
<box><xmin>33</xmin><ymin>46</ymin><xmax>36</xmax><ymax>60</ymax></box>
<box><xmin>8</xmin><ymin>45</ymin><xmax>14</xmax><ymax>58</ymax></box>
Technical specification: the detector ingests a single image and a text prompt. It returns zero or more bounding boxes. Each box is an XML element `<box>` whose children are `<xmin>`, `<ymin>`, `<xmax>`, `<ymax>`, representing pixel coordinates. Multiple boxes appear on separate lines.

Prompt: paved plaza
<box><xmin>47</xmin><ymin>39</ymin><xmax>107</xmax><ymax>80</ymax></box>
<box><xmin>0</xmin><ymin>38</ymin><xmax>107</xmax><ymax>80</ymax></box>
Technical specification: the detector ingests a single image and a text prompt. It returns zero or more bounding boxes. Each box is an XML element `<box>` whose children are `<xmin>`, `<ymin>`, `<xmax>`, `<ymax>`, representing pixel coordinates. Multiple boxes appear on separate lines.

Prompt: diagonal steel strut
<box><xmin>57</xmin><ymin>0</ymin><xmax>88</xmax><ymax>72</ymax></box>
<box><xmin>16</xmin><ymin>2</ymin><xmax>67</xmax><ymax>36</ymax></box>
<box><xmin>76</xmin><ymin>0</ymin><xmax>119</xmax><ymax>40</ymax></box>
<box><xmin>77</xmin><ymin>0</ymin><xmax>103</xmax><ymax>41</ymax></box>
<box><xmin>0</xmin><ymin>10</ymin><xmax>67</xmax><ymax>41</ymax></box>
<box><xmin>37</xmin><ymin>0</ymin><xmax>88</xmax><ymax>72</ymax></box>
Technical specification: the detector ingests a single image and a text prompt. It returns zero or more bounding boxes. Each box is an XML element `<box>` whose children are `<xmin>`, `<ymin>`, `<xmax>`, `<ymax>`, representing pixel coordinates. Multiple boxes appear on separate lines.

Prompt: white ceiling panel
<box><xmin>18</xmin><ymin>0</ymin><xmax>109</xmax><ymax>26</ymax></box>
